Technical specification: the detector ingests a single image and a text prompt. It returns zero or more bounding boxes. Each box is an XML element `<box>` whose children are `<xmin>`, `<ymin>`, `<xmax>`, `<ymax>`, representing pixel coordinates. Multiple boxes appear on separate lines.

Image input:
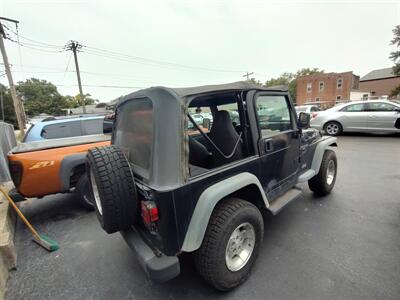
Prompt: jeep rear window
<box><xmin>114</xmin><ymin>98</ymin><xmax>153</xmax><ymax>178</ymax></box>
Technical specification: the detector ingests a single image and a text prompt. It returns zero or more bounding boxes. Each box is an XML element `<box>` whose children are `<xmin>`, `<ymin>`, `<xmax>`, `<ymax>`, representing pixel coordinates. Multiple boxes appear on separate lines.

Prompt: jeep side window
<box><xmin>114</xmin><ymin>98</ymin><xmax>153</xmax><ymax>178</ymax></box>
<box><xmin>255</xmin><ymin>95</ymin><xmax>292</xmax><ymax>137</ymax></box>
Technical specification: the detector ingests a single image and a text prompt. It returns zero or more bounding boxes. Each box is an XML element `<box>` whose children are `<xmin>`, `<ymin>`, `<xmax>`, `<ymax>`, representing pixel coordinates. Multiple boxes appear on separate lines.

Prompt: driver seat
<box><xmin>208</xmin><ymin>110</ymin><xmax>243</xmax><ymax>167</ymax></box>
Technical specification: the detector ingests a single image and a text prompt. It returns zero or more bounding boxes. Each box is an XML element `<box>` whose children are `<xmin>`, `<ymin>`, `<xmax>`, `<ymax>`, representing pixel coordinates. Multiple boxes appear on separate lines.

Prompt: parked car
<box><xmin>86</xmin><ymin>82</ymin><xmax>338</xmax><ymax>291</ymax></box>
<box><xmin>8</xmin><ymin>134</ymin><xmax>111</xmax><ymax>209</ymax></box>
<box><xmin>310</xmin><ymin>100</ymin><xmax>400</xmax><ymax>136</ymax></box>
<box><xmin>23</xmin><ymin>115</ymin><xmax>107</xmax><ymax>142</ymax></box>
<box><xmin>295</xmin><ymin>105</ymin><xmax>320</xmax><ymax>117</ymax></box>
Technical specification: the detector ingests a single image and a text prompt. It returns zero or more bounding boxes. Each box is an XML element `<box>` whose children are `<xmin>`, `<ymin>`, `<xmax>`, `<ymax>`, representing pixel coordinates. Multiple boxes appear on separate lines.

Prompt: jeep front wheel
<box><xmin>308</xmin><ymin>150</ymin><xmax>337</xmax><ymax>196</ymax></box>
<box><xmin>195</xmin><ymin>198</ymin><xmax>263</xmax><ymax>291</ymax></box>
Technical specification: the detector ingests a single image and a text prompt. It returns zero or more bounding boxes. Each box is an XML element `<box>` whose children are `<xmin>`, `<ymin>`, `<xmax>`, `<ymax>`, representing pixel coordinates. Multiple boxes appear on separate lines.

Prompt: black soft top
<box><xmin>117</xmin><ymin>81</ymin><xmax>288</xmax><ymax>108</ymax></box>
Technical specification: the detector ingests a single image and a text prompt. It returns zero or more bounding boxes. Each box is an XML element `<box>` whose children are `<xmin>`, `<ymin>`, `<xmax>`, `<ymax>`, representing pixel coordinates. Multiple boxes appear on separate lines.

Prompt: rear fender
<box><xmin>181</xmin><ymin>172</ymin><xmax>268</xmax><ymax>252</ymax></box>
<box><xmin>59</xmin><ymin>153</ymin><xmax>86</xmax><ymax>192</ymax></box>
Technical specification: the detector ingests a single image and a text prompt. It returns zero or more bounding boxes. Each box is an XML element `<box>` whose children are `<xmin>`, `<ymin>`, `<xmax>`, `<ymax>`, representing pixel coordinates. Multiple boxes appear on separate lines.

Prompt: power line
<box><xmin>82</xmin><ymin>45</ymin><xmax>245</xmax><ymax>73</ymax></box>
<box><xmin>62</xmin><ymin>52</ymin><xmax>73</xmax><ymax>85</ymax></box>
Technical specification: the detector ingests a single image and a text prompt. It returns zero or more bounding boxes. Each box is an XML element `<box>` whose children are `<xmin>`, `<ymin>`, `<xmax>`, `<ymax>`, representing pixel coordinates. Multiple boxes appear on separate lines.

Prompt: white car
<box><xmin>295</xmin><ymin>105</ymin><xmax>320</xmax><ymax>118</ymax></box>
<box><xmin>310</xmin><ymin>100</ymin><xmax>400</xmax><ymax>136</ymax></box>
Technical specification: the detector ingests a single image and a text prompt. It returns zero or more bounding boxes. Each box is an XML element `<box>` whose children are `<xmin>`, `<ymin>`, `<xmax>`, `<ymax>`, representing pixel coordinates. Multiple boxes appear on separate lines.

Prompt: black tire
<box><xmin>75</xmin><ymin>174</ymin><xmax>94</xmax><ymax>211</ymax></box>
<box><xmin>308</xmin><ymin>150</ymin><xmax>337</xmax><ymax>196</ymax></box>
<box><xmin>195</xmin><ymin>198</ymin><xmax>264</xmax><ymax>291</ymax></box>
<box><xmin>324</xmin><ymin>121</ymin><xmax>342</xmax><ymax>136</ymax></box>
<box><xmin>86</xmin><ymin>145</ymin><xmax>138</xmax><ymax>234</ymax></box>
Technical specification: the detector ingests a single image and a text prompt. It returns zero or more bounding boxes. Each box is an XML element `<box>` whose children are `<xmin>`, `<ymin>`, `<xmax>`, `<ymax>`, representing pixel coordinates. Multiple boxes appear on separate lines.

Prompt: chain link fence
<box><xmin>0</xmin><ymin>122</ymin><xmax>17</xmax><ymax>182</ymax></box>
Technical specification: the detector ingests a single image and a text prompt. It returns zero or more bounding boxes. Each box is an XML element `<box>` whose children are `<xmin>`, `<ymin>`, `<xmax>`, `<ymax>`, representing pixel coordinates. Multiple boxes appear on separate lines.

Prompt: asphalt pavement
<box><xmin>5</xmin><ymin>135</ymin><xmax>400</xmax><ymax>300</ymax></box>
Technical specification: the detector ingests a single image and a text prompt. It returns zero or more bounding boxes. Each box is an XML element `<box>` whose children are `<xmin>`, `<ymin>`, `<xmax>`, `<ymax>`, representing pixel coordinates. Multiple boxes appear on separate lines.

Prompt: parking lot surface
<box><xmin>6</xmin><ymin>135</ymin><xmax>400</xmax><ymax>300</ymax></box>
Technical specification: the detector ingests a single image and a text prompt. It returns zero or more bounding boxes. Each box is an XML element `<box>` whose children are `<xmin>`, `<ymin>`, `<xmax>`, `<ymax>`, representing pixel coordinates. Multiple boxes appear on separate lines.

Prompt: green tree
<box><xmin>246</xmin><ymin>78</ymin><xmax>263</xmax><ymax>86</ymax></box>
<box><xmin>16</xmin><ymin>78</ymin><xmax>68</xmax><ymax>116</ymax></box>
<box><xmin>0</xmin><ymin>84</ymin><xmax>17</xmax><ymax>127</ymax></box>
<box><xmin>66</xmin><ymin>93</ymin><xmax>96</xmax><ymax>108</ymax></box>
<box><xmin>389</xmin><ymin>25</ymin><xmax>400</xmax><ymax>97</ymax></box>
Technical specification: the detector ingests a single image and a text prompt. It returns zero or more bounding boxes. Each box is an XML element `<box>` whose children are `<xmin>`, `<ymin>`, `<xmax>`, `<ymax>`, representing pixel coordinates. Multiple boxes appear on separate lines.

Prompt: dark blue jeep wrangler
<box><xmin>87</xmin><ymin>82</ymin><xmax>338</xmax><ymax>291</ymax></box>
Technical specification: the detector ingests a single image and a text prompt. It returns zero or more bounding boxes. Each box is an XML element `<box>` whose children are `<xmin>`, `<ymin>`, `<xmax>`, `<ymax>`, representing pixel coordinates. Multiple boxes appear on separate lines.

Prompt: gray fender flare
<box><xmin>181</xmin><ymin>172</ymin><xmax>268</xmax><ymax>252</ymax></box>
<box><xmin>59</xmin><ymin>153</ymin><xmax>87</xmax><ymax>192</ymax></box>
<box><xmin>298</xmin><ymin>137</ymin><xmax>337</xmax><ymax>183</ymax></box>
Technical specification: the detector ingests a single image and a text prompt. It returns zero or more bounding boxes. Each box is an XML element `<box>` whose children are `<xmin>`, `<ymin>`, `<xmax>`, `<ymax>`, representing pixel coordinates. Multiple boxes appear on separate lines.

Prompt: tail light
<box><xmin>141</xmin><ymin>200</ymin><xmax>159</xmax><ymax>225</ymax></box>
<box><xmin>9</xmin><ymin>161</ymin><xmax>23</xmax><ymax>188</ymax></box>
<box><xmin>311</xmin><ymin>112</ymin><xmax>318</xmax><ymax>119</ymax></box>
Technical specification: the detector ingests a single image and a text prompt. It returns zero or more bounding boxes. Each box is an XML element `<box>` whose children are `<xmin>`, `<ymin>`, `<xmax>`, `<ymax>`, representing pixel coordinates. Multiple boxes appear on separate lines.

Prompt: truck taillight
<box><xmin>9</xmin><ymin>161</ymin><xmax>22</xmax><ymax>187</ymax></box>
<box><xmin>141</xmin><ymin>200</ymin><xmax>159</xmax><ymax>225</ymax></box>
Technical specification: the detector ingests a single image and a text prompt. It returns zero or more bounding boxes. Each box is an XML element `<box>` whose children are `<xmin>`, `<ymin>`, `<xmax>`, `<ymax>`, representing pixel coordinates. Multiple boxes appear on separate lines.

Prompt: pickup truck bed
<box><xmin>8</xmin><ymin>134</ymin><xmax>111</xmax><ymax>198</ymax></box>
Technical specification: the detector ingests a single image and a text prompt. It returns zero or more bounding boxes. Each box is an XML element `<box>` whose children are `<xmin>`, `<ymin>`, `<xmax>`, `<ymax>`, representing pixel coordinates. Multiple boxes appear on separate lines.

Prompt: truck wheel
<box><xmin>324</xmin><ymin>121</ymin><xmax>342</xmax><ymax>136</ymax></box>
<box><xmin>75</xmin><ymin>174</ymin><xmax>94</xmax><ymax>211</ymax></box>
<box><xmin>308</xmin><ymin>150</ymin><xmax>337</xmax><ymax>196</ymax></box>
<box><xmin>195</xmin><ymin>198</ymin><xmax>264</xmax><ymax>291</ymax></box>
<box><xmin>86</xmin><ymin>145</ymin><xmax>138</xmax><ymax>234</ymax></box>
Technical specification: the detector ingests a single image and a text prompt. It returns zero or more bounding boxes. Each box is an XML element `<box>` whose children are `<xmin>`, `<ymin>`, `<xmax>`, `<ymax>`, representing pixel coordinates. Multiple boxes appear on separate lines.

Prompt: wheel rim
<box><xmin>90</xmin><ymin>169</ymin><xmax>103</xmax><ymax>215</ymax></box>
<box><xmin>225</xmin><ymin>222</ymin><xmax>255</xmax><ymax>272</ymax></box>
<box><xmin>326</xmin><ymin>160</ymin><xmax>336</xmax><ymax>185</ymax></box>
<box><xmin>326</xmin><ymin>123</ymin><xmax>339</xmax><ymax>135</ymax></box>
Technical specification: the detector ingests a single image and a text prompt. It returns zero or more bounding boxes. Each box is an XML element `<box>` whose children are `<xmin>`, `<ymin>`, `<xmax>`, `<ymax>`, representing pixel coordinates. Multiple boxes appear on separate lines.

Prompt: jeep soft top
<box><xmin>87</xmin><ymin>81</ymin><xmax>338</xmax><ymax>291</ymax></box>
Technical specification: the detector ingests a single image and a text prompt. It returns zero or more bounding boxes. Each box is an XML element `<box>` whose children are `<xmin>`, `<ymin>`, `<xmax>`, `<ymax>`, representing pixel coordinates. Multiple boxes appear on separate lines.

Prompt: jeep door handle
<box><xmin>264</xmin><ymin>139</ymin><xmax>274</xmax><ymax>152</ymax></box>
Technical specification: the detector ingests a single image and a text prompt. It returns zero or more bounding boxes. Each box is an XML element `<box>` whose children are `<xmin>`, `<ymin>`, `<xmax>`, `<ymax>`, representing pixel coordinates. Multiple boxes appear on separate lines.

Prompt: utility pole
<box><xmin>66</xmin><ymin>41</ymin><xmax>86</xmax><ymax>113</ymax></box>
<box><xmin>0</xmin><ymin>17</ymin><xmax>25</xmax><ymax>134</ymax></box>
<box><xmin>243</xmin><ymin>72</ymin><xmax>254</xmax><ymax>81</ymax></box>
<box><xmin>0</xmin><ymin>88</ymin><xmax>4</xmax><ymax>121</ymax></box>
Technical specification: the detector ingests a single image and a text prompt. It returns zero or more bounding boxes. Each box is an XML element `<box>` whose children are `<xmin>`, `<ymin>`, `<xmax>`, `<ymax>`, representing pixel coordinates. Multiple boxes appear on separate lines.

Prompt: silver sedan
<box><xmin>310</xmin><ymin>100</ymin><xmax>400</xmax><ymax>136</ymax></box>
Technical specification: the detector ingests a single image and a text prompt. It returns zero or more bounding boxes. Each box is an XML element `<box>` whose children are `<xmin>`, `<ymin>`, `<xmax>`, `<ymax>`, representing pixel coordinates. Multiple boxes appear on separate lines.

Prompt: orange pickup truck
<box><xmin>8</xmin><ymin>134</ymin><xmax>110</xmax><ymax>209</ymax></box>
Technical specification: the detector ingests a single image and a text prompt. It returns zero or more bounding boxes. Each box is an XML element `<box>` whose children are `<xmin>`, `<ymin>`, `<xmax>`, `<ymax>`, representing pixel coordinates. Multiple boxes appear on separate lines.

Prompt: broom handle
<box><xmin>0</xmin><ymin>187</ymin><xmax>41</xmax><ymax>240</ymax></box>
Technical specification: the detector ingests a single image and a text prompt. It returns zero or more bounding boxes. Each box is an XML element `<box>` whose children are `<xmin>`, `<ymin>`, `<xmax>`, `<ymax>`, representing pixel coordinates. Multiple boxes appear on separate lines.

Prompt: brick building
<box><xmin>296</xmin><ymin>71</ymin><xmax>360</xmax><ymax>107</ymax></box>
<box><xmin>359</xmin><ymin>67</ymin><xmax>400</xmax><ymax>99</ymax></box>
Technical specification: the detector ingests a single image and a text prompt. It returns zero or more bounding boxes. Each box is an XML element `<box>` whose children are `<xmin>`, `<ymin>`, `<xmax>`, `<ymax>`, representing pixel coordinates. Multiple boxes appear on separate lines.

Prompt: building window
<box><xmin>315</xmin><ymin>97</ymin><xmax>320</xmax><ymax>102</ymax></box>
<box><xmin>337</xmin><ymin>78</ymin><xmax>343</xmax><ymax>89</ymax></box>
<box><xmin>319</xmin><ymin>81</ymin><xmax>324</xmax><ymax>91</ymax></box>
<box><xmin>336</xmin><ymin>95</ymin><xmax>342</xmax><ymax>101</ymax></box>
<box><xmin>362</xmin><ymin>94</ymin><xmax>369</xmax><ymax>100</ymax></box>
<box><xmin>306</xmin><ymin>83</ymin><xmax>312</xmax><ymax>93</ymax></box>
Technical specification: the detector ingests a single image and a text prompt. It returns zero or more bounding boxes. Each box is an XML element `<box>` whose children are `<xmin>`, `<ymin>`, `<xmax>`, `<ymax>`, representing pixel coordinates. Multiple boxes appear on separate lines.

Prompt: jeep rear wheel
<box><xmin>87</xmin><ymin>145</ymin><xmax>138</xmax><ymax>234</ymax></box>
<box><xmin>308</xmin><ymin>150</ymin><xmax>337</xmax><ymax>196</ymax></box>
<box><xmin>195</xmin><ymin>198</ymin><xmax>263</xmax><ymax>291</ymax></box>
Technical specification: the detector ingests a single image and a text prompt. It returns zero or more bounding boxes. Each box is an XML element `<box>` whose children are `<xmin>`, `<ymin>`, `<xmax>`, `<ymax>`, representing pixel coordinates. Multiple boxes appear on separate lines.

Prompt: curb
<box><xmin>0</xmin><ymin>182</ymin><xmax>17</xmax><ymax>300</ymax></box>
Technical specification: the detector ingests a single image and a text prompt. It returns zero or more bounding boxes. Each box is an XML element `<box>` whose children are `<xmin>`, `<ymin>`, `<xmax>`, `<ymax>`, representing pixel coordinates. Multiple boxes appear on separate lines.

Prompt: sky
<box><xmin>1</xmin><ymin>0</ymin><xmax>400</xmax><ymax>102</ymax></box>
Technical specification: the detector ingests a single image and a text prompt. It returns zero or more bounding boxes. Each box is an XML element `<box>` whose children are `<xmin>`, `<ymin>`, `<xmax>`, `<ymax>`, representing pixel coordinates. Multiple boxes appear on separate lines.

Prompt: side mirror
<box><xmin>202</xmin><ymin>118</ymin><xmax>211</xmax><ymax>130</ymax></box>
<box><xmin>298</xmin><ymin>112</ymin><xmax>310</xmax><ymax>129</ymax></box>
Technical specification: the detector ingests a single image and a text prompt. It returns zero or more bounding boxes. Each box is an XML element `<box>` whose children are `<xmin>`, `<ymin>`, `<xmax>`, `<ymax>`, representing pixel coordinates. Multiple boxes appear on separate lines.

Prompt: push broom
<box><xmin>0</xmin><ymin>187</ymin><xmax>59</xmax><ymax>252</ymax></box>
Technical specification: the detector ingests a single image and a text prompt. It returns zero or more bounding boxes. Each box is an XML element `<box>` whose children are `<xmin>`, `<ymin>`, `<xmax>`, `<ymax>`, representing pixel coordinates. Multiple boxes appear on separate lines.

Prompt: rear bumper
<box><xmin>121</xmin><ymin>227</ymin><xmax>180</xmax><ymax>283</ymax></box>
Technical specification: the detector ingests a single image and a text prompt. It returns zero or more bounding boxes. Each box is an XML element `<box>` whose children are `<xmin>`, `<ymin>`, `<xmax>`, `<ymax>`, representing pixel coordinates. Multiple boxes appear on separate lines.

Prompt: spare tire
<box><xmin>86</xmin><ymin>145</ymin><xmax>138</xmax><ymax>234</ymax></box>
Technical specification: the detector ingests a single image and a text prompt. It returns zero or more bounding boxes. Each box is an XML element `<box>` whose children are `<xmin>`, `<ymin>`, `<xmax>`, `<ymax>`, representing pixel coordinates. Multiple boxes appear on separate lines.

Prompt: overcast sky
<box><xmin>1</xmin><ymin>0</ymin><xmax>399</xmax><ymax>102</ymax></box>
